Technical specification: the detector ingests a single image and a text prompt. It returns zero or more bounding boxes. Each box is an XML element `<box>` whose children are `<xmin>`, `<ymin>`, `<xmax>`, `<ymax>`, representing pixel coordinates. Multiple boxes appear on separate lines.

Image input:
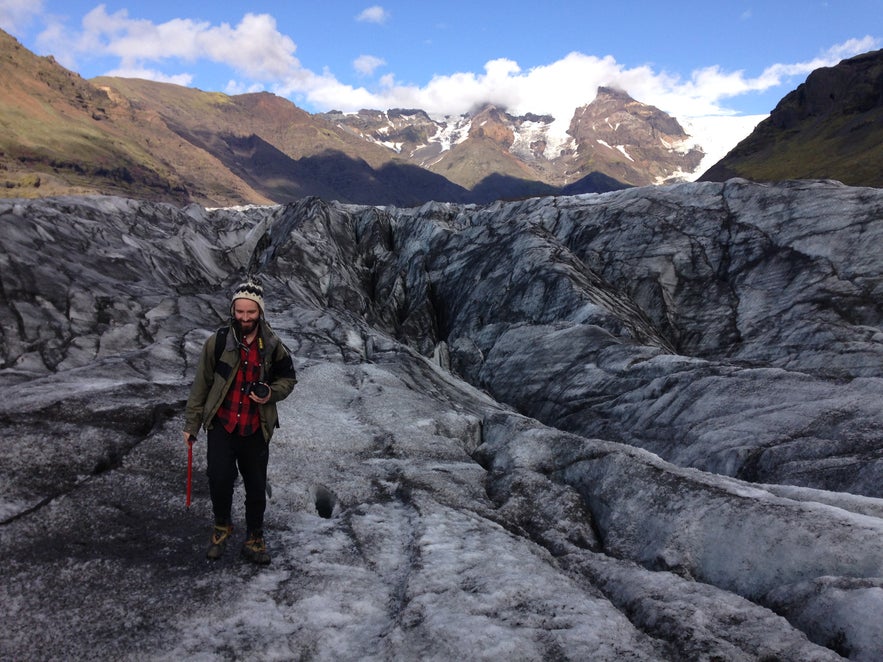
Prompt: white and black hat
<box><xmin>231</xmin><ymin>279</ymin><xmax>264</xmax><ymax>314</ymax></box>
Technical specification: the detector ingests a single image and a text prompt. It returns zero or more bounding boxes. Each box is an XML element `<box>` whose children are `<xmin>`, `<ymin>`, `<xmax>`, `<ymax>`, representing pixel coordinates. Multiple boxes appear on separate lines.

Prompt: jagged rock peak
<box><xmin>387</xmin><ymin>107</ymin><xmax>433</xmax><ymax>121</ymax></box>
<box><xmin>769</xmin><ymin>48</ymin><xmax>883</xmax><ymax>128</ymax></box>
<box><xmin>573</xmin><ymin>86</ymin><xmax>688</xmax><ymax>138</ymax></box>
<box><xmin>596</xmin><ymin>85</ymin><xmax>636</xmax><ymax>103</ymax></box>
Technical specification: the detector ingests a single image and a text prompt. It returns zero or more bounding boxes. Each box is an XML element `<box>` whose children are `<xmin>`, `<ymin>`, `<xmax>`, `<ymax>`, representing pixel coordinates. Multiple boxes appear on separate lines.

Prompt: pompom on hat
<box><xmin>231</xmin><ymin>278</ymin><xmax>264</xmax><ymax>314</ymax></box>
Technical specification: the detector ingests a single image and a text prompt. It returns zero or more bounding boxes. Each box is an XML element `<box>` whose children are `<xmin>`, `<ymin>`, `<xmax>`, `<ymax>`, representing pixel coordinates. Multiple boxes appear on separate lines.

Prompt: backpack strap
<box><xmin>213</xmin><ymin>325</ymin><xmax>231</xmax><ymax>379</ymax></box>
<box><xmin>213</xmin><ymin>326</ymin><xmax>229</xmax><ymax>364</ymax></box>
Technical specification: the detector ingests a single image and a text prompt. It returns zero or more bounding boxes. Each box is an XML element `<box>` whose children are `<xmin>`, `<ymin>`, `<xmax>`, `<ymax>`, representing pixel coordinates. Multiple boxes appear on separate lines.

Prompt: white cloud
<box><xmin>354</xmin><ymin>54</ymin><xmax>385</xmax><ymax>76</ymax></box>
<box><xmin>102</xmin><ymin>66</ymin><xmax>194</xmax><ymax>87</ymax></box>
<box><xmin>39</xmin><ymin>7</ymin><xmax>302</xmax><ymax>82</ymax></box>
<box><xmin>356</xmin><ymin>6</ymin><xmax>390</xmax><ymax>24</ymax></box>
<box><xmin>0</xmin><ymin>0</ymin><xmax>43</xmax><ymax>35</ymax></box>
<box><xmin>224</xmin><ymin>79</ymin><xmax>266</xmax><ymax>96</ymax></box>
<box><xmin>662</xmin><ymin>34</ymin><xmax>880</xmax><ymax>116</ymax></box>
<box><xmin>823</xmin><ymin>36</ymin><xmax>879</xmax><ymax>62</ymax></box>
<box><xmin>305</xmin><ymin>51</ymin><xmax>727</xmax><ymax>128</ymax></box>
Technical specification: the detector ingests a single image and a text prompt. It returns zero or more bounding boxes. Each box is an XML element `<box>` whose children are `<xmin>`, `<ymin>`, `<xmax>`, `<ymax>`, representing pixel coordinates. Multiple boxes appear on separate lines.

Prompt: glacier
<box><xmin>0</xmin><ymin>179</ymin><xmax>881</xmax><ymax>660</ymax></box>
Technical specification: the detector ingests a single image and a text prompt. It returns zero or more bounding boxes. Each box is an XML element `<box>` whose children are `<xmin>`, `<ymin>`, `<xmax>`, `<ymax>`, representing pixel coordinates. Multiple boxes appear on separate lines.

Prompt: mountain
<box><xmin>0</xmin><ymin>28</ymin><xmax>470</xmax><ymax>207</ymax></box>
<box><xmin>565</xmin><ymin>86</ymin><xmax>704</xmax><ymax>185</ymax></box>
<box><xmin>6</xmin><ymin>23</ymin><xmax>882</xmax><ymax>206</ymax></box>
<box><xmin>2</xmin><ymin>181</ymin><xmax>883</xmax><ymax>659</ymax></box>
<box><xmin>701</xmin><ymin>49</ymin><xmax>883</xmax><ymax>186</ymax></box>
<box><xmin>0</xmin><ymin>28</ymin><xmax>207</xmax><ymax>203</ymax></box>
<box><xmin>91</xmin><ymin>76</ymin><xmax>473</xmax><ymax>206</ymax></box>
<box><xmin>319</xmin><ymin>87</ymin><xmax>705</xmax><ymax>191</ymax></box>
<box><xmin>1</xmin><ymin>28</ymin><xmax>705</xmax><ymax>206</ymax></box>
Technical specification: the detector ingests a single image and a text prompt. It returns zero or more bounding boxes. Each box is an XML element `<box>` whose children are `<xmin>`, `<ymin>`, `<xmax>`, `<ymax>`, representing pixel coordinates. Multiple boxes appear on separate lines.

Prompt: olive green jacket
<box><xmin>184</xmin><ymin>320</ymin><xmax>297</xmax><ymax>441</ymax></box>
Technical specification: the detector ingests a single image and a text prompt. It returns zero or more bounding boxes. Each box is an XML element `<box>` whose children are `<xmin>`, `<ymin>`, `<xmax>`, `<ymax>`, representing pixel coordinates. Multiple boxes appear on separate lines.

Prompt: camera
<box><xmin>246</xmin><ymin>382</ymin><xmax>270</xmax><ymax>399</ymax></box>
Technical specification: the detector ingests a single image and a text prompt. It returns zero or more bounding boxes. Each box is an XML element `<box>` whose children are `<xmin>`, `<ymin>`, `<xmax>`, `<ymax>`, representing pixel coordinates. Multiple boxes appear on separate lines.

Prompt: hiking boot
<box><xmin>241</xmin><ymin>532</ymin><xmax>271</xmax><ymax>565</ymax></box>
<box><xmin>206</xmin><ymin>524</ymin><xmax>233</xmax><ymax>560</ymax></box>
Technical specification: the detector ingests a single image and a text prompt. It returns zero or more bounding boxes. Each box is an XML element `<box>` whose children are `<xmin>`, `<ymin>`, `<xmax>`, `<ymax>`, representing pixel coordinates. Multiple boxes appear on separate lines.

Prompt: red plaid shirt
<box><xmin>216</xmin><ymin>337</ymin><xmax>262</xmax><ymax>436</ymax></box>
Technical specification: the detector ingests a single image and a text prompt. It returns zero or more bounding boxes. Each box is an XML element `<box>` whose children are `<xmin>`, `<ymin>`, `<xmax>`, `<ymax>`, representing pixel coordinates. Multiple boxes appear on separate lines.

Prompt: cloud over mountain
<box><xmin>8</xmin><ymin>5</ymin><xmax>877</xmax><ymax>155</ymax></box>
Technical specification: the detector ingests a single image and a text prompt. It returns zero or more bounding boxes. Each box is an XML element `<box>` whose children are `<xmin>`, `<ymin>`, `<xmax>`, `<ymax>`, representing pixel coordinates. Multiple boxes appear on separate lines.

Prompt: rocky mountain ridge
<box><xmin>319</xmin><ymin>86</ymin><xmax>705</xmax><ymax>190</ymax></box>
<box><xmin>702</xmin><ymin>48</ymin><xmax>883</xmax><ymax>187</ymax></box>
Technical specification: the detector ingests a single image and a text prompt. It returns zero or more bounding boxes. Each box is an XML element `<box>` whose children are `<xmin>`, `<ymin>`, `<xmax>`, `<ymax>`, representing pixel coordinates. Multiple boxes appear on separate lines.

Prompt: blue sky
<box><xmin>1</xmin><ymin>1</ymin><xmax>881</xmax><ymax>161</ymax></box>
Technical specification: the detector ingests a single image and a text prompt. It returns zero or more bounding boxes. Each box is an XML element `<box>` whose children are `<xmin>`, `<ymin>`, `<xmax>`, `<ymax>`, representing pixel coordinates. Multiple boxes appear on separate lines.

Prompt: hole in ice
<box><xmin>313</xmin><ymin>484</ymin><xmax>337</xmax><ymax>519</ymax></box>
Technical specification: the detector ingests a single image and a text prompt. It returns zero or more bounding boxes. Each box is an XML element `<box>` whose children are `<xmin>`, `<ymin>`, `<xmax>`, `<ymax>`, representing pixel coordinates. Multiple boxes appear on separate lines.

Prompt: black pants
<box><xmin>206</xmin><ymin>425</ymin><xmax>269</xmax><ymax>535</ymax></box>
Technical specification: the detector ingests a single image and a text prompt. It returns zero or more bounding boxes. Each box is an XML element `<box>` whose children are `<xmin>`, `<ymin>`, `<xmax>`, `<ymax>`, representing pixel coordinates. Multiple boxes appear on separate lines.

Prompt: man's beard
<box><xmin>234</xmin><ymin>318</ymin><xmax>257</xmax><ymax>338</ymax></box>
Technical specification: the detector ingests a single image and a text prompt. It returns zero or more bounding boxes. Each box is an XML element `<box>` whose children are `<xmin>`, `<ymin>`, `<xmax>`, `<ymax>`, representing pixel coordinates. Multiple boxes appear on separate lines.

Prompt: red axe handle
<box><xmin>186</xmin><ymin>441</ymin><xmax>193</xmax><ymax>508</ymax></box>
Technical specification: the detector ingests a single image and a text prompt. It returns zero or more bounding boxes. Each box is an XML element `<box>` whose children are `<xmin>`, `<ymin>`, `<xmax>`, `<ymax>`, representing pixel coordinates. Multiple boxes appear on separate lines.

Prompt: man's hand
<box><xmin>249</xmin><ymin>391</ymin><xmax>271</xmax><ymax>405</ymax></box>
<box><xmin>183</xmin><ymin>432</ymin><xmax>195</xmax><ymax>447</ymax></box>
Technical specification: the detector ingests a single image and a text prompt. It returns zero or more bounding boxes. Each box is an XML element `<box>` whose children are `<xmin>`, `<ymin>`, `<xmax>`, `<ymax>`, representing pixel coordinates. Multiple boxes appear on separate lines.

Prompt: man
<box><xmin>184</xmin><ymin>279</ymin><xmax>297</xmax><ymax>564</ymax></box>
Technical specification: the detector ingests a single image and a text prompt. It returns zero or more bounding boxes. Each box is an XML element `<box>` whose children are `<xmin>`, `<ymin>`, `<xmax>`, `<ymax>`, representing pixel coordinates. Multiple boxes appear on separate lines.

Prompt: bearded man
<box><xmin>183</xmin><ymin>279</ymin><xmax>297</xmax><ymax>564</ymax></box>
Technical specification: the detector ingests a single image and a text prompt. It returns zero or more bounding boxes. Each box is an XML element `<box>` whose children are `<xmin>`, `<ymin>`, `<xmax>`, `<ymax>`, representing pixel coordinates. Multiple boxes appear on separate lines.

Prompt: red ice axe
<box><xmin>186</xmin><ymin>438</ymin><xmax>194</xmax><ymax>508</ymax></box>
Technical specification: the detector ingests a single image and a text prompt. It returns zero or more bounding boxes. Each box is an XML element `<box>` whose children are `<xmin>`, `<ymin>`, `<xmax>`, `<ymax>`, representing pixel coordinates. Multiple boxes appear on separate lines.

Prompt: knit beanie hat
<box><xmin>231</xmin><ymin>279</ymin><xmax>264</xmax><ymax>314</ymax></box>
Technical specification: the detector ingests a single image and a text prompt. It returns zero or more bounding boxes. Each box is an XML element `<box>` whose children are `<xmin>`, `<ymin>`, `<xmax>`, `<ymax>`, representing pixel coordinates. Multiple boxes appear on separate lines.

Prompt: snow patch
<box><xmin>680</xmin><ymin>114</ymin><xmax>767</xmax><ymax>180</ymax></box>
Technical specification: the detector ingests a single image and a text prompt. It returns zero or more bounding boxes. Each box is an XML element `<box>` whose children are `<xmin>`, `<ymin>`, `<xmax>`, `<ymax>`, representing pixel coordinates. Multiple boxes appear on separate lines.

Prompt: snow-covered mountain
<box><xmin>320</xmin><ymin>87</ymin><xmax>719</xmax><ymax>189</ymax></box>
